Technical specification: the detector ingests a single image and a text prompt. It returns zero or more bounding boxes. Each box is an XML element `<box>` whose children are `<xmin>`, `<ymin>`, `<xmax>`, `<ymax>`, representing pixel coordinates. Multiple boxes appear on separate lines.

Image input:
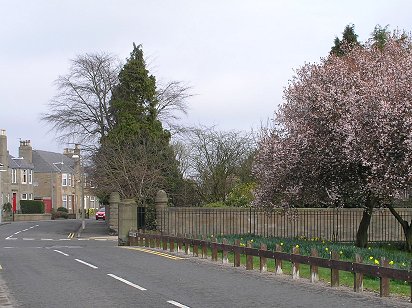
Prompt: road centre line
<box><xmin>167</xmin><ymin>300</ymin><xmax>191</xmax><ymax>308</ymax></box>
<box><xmin>14</xmin><ymin>231</ymin><xmax>21</xmax><ymax>234</ymax></box>
<box><xmin>75</xmin><ymin>259</ymin><xmax>98</xmax><ymax>269</ymax></box>
<box><xmin>53</xmin><ymin>250</ymin><xmax>69</xmax><ymax>256</ymax></box>
<box><xmin>22</xmin><ymin>238</ymin><xmax>35</xmax><ymax>241</ymax></box>
<box><xmin>122</xmin><ymin>247</ymin><xmax>185</xmax><ymax>260</ymax></box>
<box><xmin>22</xmin><ymin>229</ymin><xmax>29</xmax><ymax>232</ymax></box>
<box><xmin>107</xmin><ymin>274</ymin><xmax>146</xmax><ymax>291</ymax></box>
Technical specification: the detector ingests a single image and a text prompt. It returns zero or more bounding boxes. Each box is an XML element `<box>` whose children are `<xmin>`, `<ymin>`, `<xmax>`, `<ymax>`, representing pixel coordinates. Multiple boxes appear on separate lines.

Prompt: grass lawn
<box><xmin>207</xmin><ymin>234</ymin><xmax>412</xmax><ymax>297</ymax></box>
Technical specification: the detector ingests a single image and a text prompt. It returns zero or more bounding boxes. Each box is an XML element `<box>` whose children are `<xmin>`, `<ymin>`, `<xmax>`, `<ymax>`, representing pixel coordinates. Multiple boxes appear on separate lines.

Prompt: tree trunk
<box><xmin>355</xmin><ymin>194</ymin><xmax>374</xmax><ymax>248</ymax></box>
<box><xmin>355</xmin><ymin>208</ymin><xmax>372</xmax><ymax>248</ymax></box>
<box><xmin>387</xmin><ymin>204</ymin><xmax>412</xmax><ymax>252</ymax></box>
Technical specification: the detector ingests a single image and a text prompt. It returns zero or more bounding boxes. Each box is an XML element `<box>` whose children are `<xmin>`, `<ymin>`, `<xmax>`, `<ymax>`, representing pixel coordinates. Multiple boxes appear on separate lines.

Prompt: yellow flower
<box><xmin>368</xmin><ymin>247</ymin><xmax>371</xmax><ymax>250</ymax></box>
<box><xmin>402</xmin><ymin>262</ymin><xmax>406</xmax><ymax>266</ymax></box>
<box><xmin>250</xmin><ymin>239</ymin><xmax>254</xmax><ymax>242</ymax></box>
<box><xmin>389</xmin><ymin>260</ymin><xmax>394</xmax><ymax>265</ymax></box>
<box><xmin>295</xmin><ymin>244</ymin><xmax>299</xmax><ymax>248</ymax></box>
<box><xmin>369</xmin><ymin>256</ymin><xmax>373</xmax><ymax>260</ymax></box>
<box><xmin>339</xmin><ymin>251</ymin><xmax>343</xmax><ymax>255</ymax></box>
<box><xmin>280</xmin><ymin>242</ymin><xmax>284</xmax><ymax>246</ymax></box>
<box><xmin>374</xmin><ymin>259</ymin><xmax>379</xmax><ymax>265</ymax></box>
<box><xmin>325</xmin><ymin>247</ymin><xmax>329</xmax><ymax>251</ymax></box>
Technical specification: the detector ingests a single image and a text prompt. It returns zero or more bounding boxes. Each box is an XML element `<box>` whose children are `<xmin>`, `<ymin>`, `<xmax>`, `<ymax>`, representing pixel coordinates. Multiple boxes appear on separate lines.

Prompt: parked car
<box><xmin>95</xmin><ymin>208</ymin><xmax>105</xmax><ymax>220</ymax></box>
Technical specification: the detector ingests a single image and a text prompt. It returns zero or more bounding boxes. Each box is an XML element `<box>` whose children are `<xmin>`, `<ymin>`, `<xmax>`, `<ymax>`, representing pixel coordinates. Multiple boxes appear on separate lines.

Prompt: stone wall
<box><xmin>14</xmin><ymin>213</ymin><xmax>52</xmax><ymax>221</ymax></box>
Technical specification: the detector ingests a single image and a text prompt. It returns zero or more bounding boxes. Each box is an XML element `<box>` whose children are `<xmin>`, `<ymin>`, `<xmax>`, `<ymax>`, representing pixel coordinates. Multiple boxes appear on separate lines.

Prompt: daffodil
<box><xmin>369</xmin><ymin>256</ymin><xmax>373</xmax><ymax>260</ymax></box>
<box><xmin>325</xmin><ymin>247</ymin><xmax>329</xmax><ymax>251</ymax></box>
<box><xmin>295</xmin><ymin>244</ymin><xmax>299</xmax><ymax>248</ymax></box>
<box><xmin>339</xmin><ymin>251</ymin><xmax>343</xmax><ymax>255</ymax></box>
<box><xmin>280</xmin><ymin>242</ymin><xmax>283</xmax><ymax>246</ymax></box>
<box><xmin>374</xmin><ymin>259</ymin><xmax>379</xmax><ymax>265</ymax></box>
<box><xmin>389</xmin><ymin>260</ymin><xmax>394</xmax><ymax>265</ymax></box>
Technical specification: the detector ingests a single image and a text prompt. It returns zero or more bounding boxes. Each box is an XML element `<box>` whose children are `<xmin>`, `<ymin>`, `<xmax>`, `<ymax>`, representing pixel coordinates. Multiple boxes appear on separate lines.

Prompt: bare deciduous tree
<box><xmin>178</xmin><ymin>126</ymin><xmax>255</xmax><ymax>203</ymax></box>
<box><xmin>41</xmin><ymin>53</ymin><xmax>121</xmax><ymax>148</ymax></box>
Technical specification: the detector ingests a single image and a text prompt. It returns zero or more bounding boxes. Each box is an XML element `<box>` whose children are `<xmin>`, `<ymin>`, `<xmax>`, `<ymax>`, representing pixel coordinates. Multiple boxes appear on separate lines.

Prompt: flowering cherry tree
<box><xmin>253</xmin><ymin>32</ymin><xmax>412</xmax><ymax>250</ymax></box>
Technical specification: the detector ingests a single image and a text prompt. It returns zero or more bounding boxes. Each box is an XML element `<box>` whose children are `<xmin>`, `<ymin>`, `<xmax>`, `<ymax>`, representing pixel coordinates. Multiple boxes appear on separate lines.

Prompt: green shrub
<box><xmin>57</xmin><ymin>207</ymin><xmax>68</xmax><ymax>213</ymax></box>
<box><xmin>51</xmin><ymin>209</ymin><xmax>68</xmax><ymax>219</ymax></box>
<box><xmin>3</xmin><ymin>202</ymin><xmax>12</xmax><ymax>212</ymax></box>
<box><xmin>203</xmin><ymin>201</ymin><xmax>226</xmax><ymax>208</ymax></box>
<box><xmin>20</xmin><ymin>200</ymin><xmax>44</xmax><ymax>214</ymax></box>
<box><xmin>225</xmin><ymin>182</ymin><xmax>256</xmax><ymax>207</ymax></box>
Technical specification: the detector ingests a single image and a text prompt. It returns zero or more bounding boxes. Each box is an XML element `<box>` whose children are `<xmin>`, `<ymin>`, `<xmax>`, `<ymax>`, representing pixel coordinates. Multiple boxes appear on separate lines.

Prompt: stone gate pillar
<box><xmin>118</xmin><ymin>198</ymin><xmax>138</xmax><ymax>245</ymax></box>
<box><xmin>155</xmin><ymin>190</ymin><xmax>168</xmax><ymax>232</ymax></box>
<box><xmin>109</xmin><ymin>192</ymin><xmax>120</xmax><ymax>235</ymax></box>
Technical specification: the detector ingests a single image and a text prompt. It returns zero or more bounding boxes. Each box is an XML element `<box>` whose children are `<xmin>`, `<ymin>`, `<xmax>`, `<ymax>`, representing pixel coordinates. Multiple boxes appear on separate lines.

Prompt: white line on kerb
<box><xmin>14</xmin><ymin>231</ymin><xmax>21</xmax><ymax>234</ymax></box>
<box><xmin>167</xmin><ymin>300</ymin><xmax>191</xmax><ymax>308</ymax></box>
<box><xmin>53</xmin><ymin>250</ymin><xmax>69</xmax><ymax>256</ymax></box>
<box><xmin>22</xmin><ymin>229</ymin><xmax>29</xmax><ymax>232</ymax></box>
<box><xmin>75</xmin><ymin>259</ymin><xmax>98</xmax><ymax>269</ymax></box>
<box><xmin>107</xmin><ymin>274</ymin><xmax>146</xmax><ymax>291</ymax></box>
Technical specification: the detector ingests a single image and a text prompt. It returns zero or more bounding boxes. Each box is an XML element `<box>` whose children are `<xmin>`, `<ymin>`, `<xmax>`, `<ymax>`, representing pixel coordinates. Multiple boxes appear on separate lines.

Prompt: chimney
<box><xmin>0</xmin><ymin>129</ymin><xmax>8</xmax><ymax>166</ymax></box>
<box><xmin>19</xmin><ymin>140</ymin><xmax>32</xmax><ymax>163</ymax></box>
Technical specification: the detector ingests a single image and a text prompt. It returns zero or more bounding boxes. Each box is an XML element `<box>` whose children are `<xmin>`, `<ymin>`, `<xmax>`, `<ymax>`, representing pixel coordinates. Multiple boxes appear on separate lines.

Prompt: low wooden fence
<box><xmin>129</xmin><ymin>231</ymin><xmax>412</xmax><ymax>302</ymax></box>
<box><xmin>156</xmin><ymin>207</ymin><xmax>412</xmax><ymax>242</ymax></box>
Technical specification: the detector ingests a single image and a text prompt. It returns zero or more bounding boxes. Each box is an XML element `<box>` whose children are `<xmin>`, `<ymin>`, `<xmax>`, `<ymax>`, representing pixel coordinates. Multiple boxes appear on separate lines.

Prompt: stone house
<box><xmin>0</xmin><ymin>129</ymin><xmax>99</xmax><ymax>214</ymax></box>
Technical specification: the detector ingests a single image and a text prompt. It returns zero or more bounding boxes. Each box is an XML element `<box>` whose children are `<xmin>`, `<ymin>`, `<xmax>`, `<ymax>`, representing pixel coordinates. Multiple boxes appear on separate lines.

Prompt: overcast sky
<box><xmin>1</xmin><ymin>1</ymin><xmax>412</xmax><ymax>156</ymax></box>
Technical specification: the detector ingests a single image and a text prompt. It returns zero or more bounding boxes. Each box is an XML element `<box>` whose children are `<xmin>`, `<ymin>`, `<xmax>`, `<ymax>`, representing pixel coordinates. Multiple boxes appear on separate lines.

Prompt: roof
<box><xmin>8</xmin><ymin>154</ymin><xmax>34</xmax><ymax>169</ymax></box>
<box><xmin>32</xmin><ymin>150</ymin><xmax>75</xmax><ymax>173</ymax></box>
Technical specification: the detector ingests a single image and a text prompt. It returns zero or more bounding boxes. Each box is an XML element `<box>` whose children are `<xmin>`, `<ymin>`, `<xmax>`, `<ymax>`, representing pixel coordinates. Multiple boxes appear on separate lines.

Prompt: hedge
<box><xmin>20</xmin><ymin>200</ymin><xmax>45</xmax><ymax>214</ymax></box>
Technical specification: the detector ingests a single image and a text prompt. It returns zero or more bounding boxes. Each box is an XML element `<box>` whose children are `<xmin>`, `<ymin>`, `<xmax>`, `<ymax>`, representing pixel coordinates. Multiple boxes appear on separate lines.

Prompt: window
<box><xmin>68</xmin><ymin>174</ymin><xmax>72</xmax><ymax>187</ymax></box>
<box><xmin>90</xmin><ymin>196</ymin><xmax>95</xmax><ymax>209</ymax></box>
<box><xmin>28</xmin><ymin>170</ymin><xmax>33</xmax><ymax>184</ymax></box>
<box><xmin>22</xmin><ymin>169</ymin><xmax>27</xmax><ymax>184</ymax></box>
<box><xmin>68</xmin><ymin>195</ymin><xmax>72</xmax><ymax>210</ymax></box>
<box><xmin>62</xmin><ymin>195</ymin><xmax>67</xmax><ymax>208</ymax></box>
<box><xmin>62</xmin><ymin>173</ymin><xmax>68</xmax><ymax>186</ymax></box>
<box><xmin>21</xmin><ymin>193</ymin><xmax>27</xmax><ymax>200</ymax></box>
<box><xmin>29</xmin><ymin>193</ymin><xmax>33</xmax><ymax>200</ymax></box>
<box><xmin>11</xmin><ymin>169</ymin><xmax>17</xmax><ymax>184</ymax></box>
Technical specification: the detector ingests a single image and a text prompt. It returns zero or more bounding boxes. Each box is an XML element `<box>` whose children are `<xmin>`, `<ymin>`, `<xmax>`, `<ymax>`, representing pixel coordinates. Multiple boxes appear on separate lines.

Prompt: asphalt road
<box><xmin>0</xmin><ymin>220</ymin><xmax>410</xmax><ymax>308</ymax></box>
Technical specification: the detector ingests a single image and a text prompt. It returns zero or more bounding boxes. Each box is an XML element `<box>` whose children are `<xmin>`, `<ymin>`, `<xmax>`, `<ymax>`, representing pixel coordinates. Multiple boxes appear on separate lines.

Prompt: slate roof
<box><xmin>32</xmin><ymin>150</ymin><xmax>75</xmax><ymax>173</ymax></box>
<box><xmin>8</xmin><ymin>154</ymin><xmax>34</xmax><ymax>169</ymax></box>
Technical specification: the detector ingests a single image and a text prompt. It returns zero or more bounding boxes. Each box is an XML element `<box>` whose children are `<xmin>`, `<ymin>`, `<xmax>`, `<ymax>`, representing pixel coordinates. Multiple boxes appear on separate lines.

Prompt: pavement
<box><xmin>76</xmin><ymin>218</ymin><xmax>116</xmax><ymax>240</ymax></box>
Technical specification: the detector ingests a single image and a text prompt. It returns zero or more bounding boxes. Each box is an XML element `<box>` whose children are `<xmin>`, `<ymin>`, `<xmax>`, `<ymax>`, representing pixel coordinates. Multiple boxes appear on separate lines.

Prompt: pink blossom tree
<box><xmin>254</xmin><ymin>31</ymin><xmax>412</xmax><ymax>250</ymax></box>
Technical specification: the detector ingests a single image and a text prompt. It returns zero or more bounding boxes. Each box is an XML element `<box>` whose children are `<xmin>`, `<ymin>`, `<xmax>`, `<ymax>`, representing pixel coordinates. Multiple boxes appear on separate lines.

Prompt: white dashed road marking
<box><xmin>167</xmin><ymin>300</ymin><xmax>191</xmax><ymax>308</ymax></box>
<box><xmin>53</xmin><ymin>250</ymin><xmax>69</xmax><ymax>256</ymax></box>
<box><xmin>75</xmin><ymin>259</ymin><xmax>98</xmax><ymax>269</ymax></box>
<box><xmin>107</xmin><ymin>274</ymin><xmax>146</xmax><ymax>291</ymax></box>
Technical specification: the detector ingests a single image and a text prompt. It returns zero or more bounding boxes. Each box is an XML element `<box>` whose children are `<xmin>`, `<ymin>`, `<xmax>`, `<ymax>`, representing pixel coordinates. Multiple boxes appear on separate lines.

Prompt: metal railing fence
<box><xmin>155</xmin><ymin>207</ymin><xmax>412</xmax><ymax>242</ymax></box>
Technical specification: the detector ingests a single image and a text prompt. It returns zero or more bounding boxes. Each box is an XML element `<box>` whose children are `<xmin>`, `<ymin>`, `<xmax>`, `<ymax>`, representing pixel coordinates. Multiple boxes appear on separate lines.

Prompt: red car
<box><xmin>95</xmin><ymin>208</ymin><xmax>105</xmax><ymax>220</ymax></box>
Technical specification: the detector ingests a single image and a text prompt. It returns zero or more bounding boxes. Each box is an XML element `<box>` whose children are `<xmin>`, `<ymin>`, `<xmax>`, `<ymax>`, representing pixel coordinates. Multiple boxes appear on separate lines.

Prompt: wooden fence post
<box><xmin>155</xmin><ymin>234</ymin><xmax>160</xmax><ymax>248</ymax></box>
<box><xmin>201</xmin><ymin>235</ymin><xmax>208</xmax><ymax>259</ymax></box>
<box><xmin>162</xmin><ymin>235</ymin><xmax>168</xmax><ymax>251</ymax></box>
<box><xmin>234</xmin><ymin>239</ymin><xmax>241</xmax><ymax>267</ymax></box>
<box><xmin>169</xmin><ymin>236</ymin><xmax>175</xmax><ymax>253</ymax></box>
<box><xmin>275</xmin><ymin>244</ymin><xmax>283</xmax><ymax>275</ymax></box>
<box><xmin>222</xmin><ymin>238</ymin><xmax>228</xmax><ymax>264</ymax></box>
<box><xmin>150</xmin><ymin>233</ymin><xmax>155</xmax><ymax>248</ymax></box>
<box><xmin>354</xmin><ymin>254</ymin><xmax>363</xmax><ymax>292</ymax></box>
<box><xmin>184</xmin><ymin>234</ymin><xmax>191</xmax><ymax>255</ymax></box>
<box><xmin>260</xmin><ymin>243</ymin><xmax>267</xmax><ymax>273</ymax></box>
<box><xmin>139</xmin><ymin>230</ymin><xmax>144</xmax><ymax>246</ymax></box>
<box><xmin>193</xmin><ymin>236</ymin><xmax>199</xmax><ymax>257</ymax></box>
<box><xmin>310</xmin><ymin>248</ymin><xmax>319</xmax><ymax>283</ymax></box>
<box><xmin>246</xmin><ymin>241</ymin><xmax>253</xmax><ymax>270</ymax></box>
<box><xmin>380</xmin><ymin>257</ymin><xmax>390</xmax><ymax>297</ymax></box>
<box><xmin>212</xmin><ymin>238</ymin><xmax>218</xmax><ymax>261</ymax></box>
<box><xmin>144</xmin><ymin>234</ymin><xmax>149</xmax><ymax>247</ymax></box>
<box><xmin>177</xmin><ymin>234</ymin><xmax>182</xmax><ymax>253</ymax></box>
<box><xmin>292</xmin><ymin>246</ymin><xmax>300</xmax><ymax>279</ymax></box>
<box><xmin>331</xmin><ymin>251</ymin><xmax>340</xmax><ymax>287</ymax></box>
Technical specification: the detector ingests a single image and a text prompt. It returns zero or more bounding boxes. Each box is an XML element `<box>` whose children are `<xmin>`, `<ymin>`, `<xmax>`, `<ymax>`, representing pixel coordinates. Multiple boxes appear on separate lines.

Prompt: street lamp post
<box><xmin>72</xmin><ymin>154</ymin><xmax>84</xmax><ymax>230</ymax></box>
<box><xmin>0</xmin><ymin>163</ymin><xmax>7</xmax><ymax>225</ymax></box>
